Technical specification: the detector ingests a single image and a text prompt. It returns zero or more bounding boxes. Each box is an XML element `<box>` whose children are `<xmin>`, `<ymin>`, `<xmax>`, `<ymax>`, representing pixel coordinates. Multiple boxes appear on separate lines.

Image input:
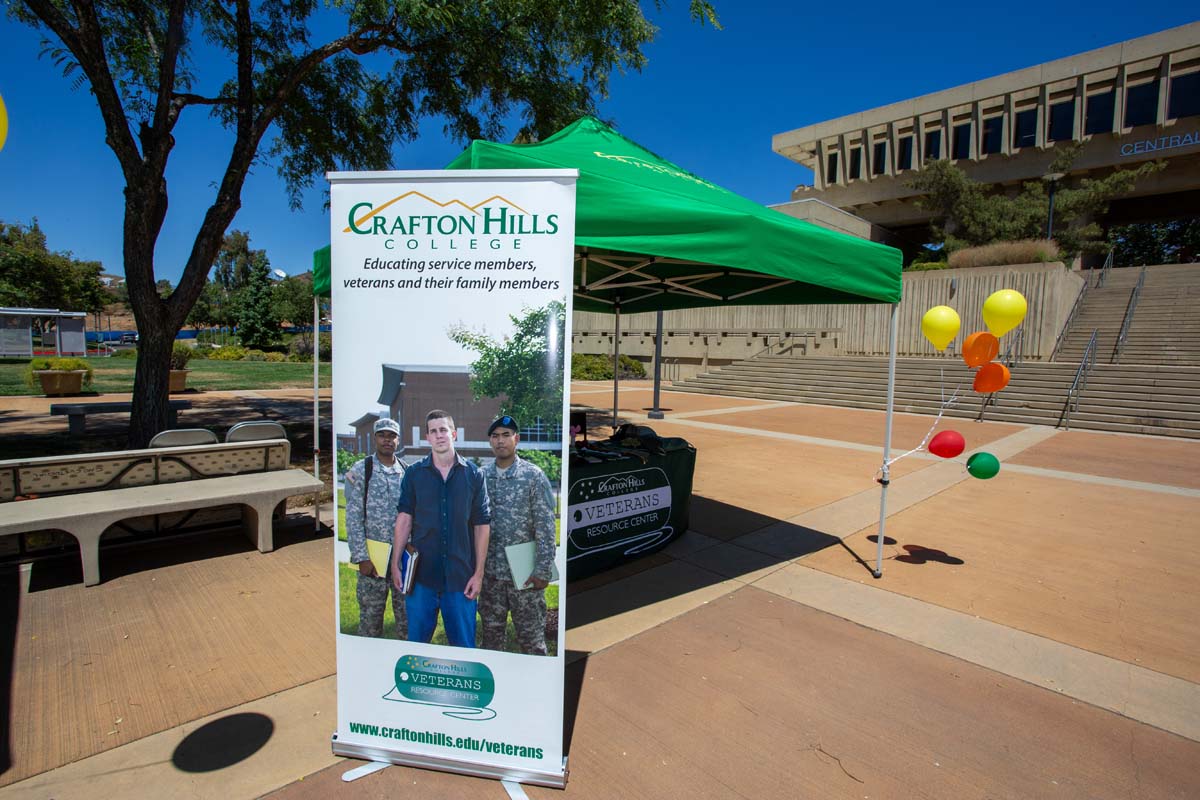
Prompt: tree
<box><xmin>185</xmin><ymin>279</ymin><xmax>221</xmax><ymax>331</ymax></box>
<box><xmin>272</xmin><ymin>275</ymin><xmax>313</xmax><ymax>340</ymax></box>
<box><xmin>9</xmin><ymin>1</ymin><xmax>718</xmax><ymax>447</ymax></box>
<box><xmin>449</xmin><ymin>301</ymin><xmax>566</xmax><ymax>425</ymax></box>
<box><xmin>213</xmin><ymin>230</ymin><xmax>263</xmax><ymax>292</ymax></box>
<box><xmin>1108</xmin><ymin>218</ymin><xmax>1200</xmax><ymax>266</ymax></box>
<box><xmin>233</xmin><ymin>256</ymin><xmax>278</xmax><ymax>348</ymax></box>
<box><xmin>0</xmin><ymin>219</ymin><xmax>107</xmax><ymax>313</ymax></box>
<box><xmin>908</xmin><ymin>145</ymin><xmax>1164</xmax><ymax>257</ymax></box>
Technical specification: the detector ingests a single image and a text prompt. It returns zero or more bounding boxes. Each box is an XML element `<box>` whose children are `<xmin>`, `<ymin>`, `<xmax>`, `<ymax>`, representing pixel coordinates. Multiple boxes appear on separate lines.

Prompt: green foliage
<box><xmin>169</xmin><ymin>342</ymin><xmax>193</xmax><ymax>370</ymax></box>
<box><xmin>571</xmin><ymin>353</ymin><xmax>646</xmax><ymax>380</ymax></box>
<box><xmin>264</xmin><ymin>351</ymin><xmax>286</xmax><ymax>363</ymax></box>
<box><xmin>273</xmin><ymin>276</ymin><xmax>313</xmax><ymax>326</ymax></box>
<box><xmin>210</xmin><ymin>345</ymin><xmax>249</xmax><ymax>361</ymax></box>
<box><xmin>0</xmin><ymin>220</ymin><xmax>107</xmax><ymax>313</ymax></box>
<box><xmin>449</xmin><ymin>301</ymin><xmax>566</xmax><ymax>425</ymax></box>
<box><xmin>1108</xmin><ymin>219</ymin><xmax>1200</xmax><ymax>266</ymax></box>
<box><xmin>111</xmin><ymin>347</ymin><xmax>138</xmax><ymax>360</ymax></box>
<box><xmin>232</xmin><ymin>255</ymin><xmax>280</xmax><ymax>349</ymax></box>
<box><xmin>908</xmin><ymin>145</ymin><xmax>1165</xmax><ymax>257</ymax></box>
<box><xmin>337</xmin><ymin>448</ymin><xmax>368</xmax><ymax>474</ymax></box>
<box><xmin>25</xmin><ymin>357</ymin><xmax>93</xmax><ymax>388</ymax></box>
<box><xmin>518</xmin><ymin>449</ymin><xmax>562</xmax><ymax>484</ymax></box>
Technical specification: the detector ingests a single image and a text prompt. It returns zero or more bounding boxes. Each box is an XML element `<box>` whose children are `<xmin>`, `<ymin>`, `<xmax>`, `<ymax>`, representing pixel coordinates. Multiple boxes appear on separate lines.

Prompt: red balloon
<box><xmin>928</xmin><ymin>430</ymin><xmax>966</xmax><ymax>459</ymax></box>
<box><xmin>974</xmin><ymin>362</ymin><xmax>1011</xmax><ymax>394</ymax></box>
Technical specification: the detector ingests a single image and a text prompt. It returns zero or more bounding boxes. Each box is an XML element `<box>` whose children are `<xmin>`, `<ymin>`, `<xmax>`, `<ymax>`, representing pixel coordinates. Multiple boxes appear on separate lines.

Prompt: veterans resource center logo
<box><xmin>568</xmin><ymin>467</ymin><xmax>673</xmax><ymax>559</ymax></box>
<box><xmin>385</xmin><ymin>654</ymin><xmax>497</xmax><ymax>721</ymax></box>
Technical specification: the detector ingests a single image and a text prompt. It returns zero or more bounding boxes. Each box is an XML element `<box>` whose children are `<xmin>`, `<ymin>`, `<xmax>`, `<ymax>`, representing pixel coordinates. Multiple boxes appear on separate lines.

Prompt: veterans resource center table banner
<box><xmin>329</xmin><ymin>170</ymin><xmax>577</xmax><ymax>787</ymax></box>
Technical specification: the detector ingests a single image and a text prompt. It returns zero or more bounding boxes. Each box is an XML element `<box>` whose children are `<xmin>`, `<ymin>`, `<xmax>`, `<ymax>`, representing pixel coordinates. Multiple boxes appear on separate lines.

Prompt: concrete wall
<box><xmin>571</xmin><ymin>262</ymin><xmax>1084</xmax><ymax>376</ymax></box>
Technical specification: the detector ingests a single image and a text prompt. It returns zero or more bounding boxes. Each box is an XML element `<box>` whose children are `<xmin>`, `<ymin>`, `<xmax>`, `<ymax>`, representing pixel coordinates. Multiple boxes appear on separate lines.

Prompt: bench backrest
<box><xmin>0</xmin><ymin>439</ymin><xmax>291</xmax><ymax>502</ymax></box>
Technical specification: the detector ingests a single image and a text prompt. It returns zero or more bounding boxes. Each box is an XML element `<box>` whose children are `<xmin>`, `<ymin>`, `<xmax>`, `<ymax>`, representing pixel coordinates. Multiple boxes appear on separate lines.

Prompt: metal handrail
<box><xmin>1050</xmin><ymin>278</ymin><xmax>1090</xmax><ymax>362</ymax></box>
<box><xmin>1112</xmin><ymin>265</ymin><xmax>1147</xmax><ymax>363</ymax></box>
<box><xmin>1003</xmin><ymin>325</ymin><xmax>1025</xmax><ymax>368</ymax></box>
<box><xmin>1059</xmin><ymin>328</ymin><xmax>1098</xmax><ymax>430</ymax></box>
<box><xmin>1095</xmin><ymin>249</ymin><xmax>1114</xmax><ymax>288</ymax></box>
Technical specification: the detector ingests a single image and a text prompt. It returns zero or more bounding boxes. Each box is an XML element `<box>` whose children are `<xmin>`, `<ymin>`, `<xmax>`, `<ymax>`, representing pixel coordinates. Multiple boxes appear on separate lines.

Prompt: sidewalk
<box><xmin>1</xmin><ymin>382</ymin><xmax>1197</xmax><ymax>798</ymax></box>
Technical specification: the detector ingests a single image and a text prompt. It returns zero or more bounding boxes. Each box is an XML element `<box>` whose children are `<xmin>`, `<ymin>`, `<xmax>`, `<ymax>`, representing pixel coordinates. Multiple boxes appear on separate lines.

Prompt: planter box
<box><xmin>169</xmin><ymin>370</ymin><xmax>190</xmax><ymax>393</ymax></box>
<box><xmin>35</xmin><ymin>370</ymin><xmax>87</xmax><ymax>396</ymax></box>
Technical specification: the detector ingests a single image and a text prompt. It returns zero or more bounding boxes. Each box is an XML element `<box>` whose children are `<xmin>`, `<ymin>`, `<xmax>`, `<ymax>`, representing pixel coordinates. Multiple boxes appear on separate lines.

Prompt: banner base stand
<box><xmin>332</xmin><ymin>735</ymin><xmax>568</xmax><ymax>789</ymax></box>
<box><xmin>501</xmin><ymin>779</ymin><xmax>531</xmax><ymax>799</ymax></box>
<box><xmin>342</xmin><ymin>760</ymin><xmax>390</xmax><ymax>782</ymax></box>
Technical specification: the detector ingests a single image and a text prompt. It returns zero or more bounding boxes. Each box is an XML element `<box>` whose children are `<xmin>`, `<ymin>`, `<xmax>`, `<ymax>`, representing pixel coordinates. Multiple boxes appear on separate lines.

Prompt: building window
<box><xmin>826</xmin><ymin>151</ymin><xmax>839</xmax><ymax>183</ymax></box>
<box><xmin>872</xmin><ymin>141</ymin><xmax>887</xmax><ymax>175</ymax></box>
<box><xmin>1168</xmin><ymin>72</ymin><xmax>1200</xmax><ymax>120</ymax></box>
<box><xmin>1125</xmin><ymin>80</ymin><xmax>1159</xmax><ymax>128</ymax></box>
<box><xmin>952</xmin><ymin>123</ymin><xmax>971</xmax><ymax>160</ymax></box>
<box><xmin>849</xmin><ymin>147</ymin><xmax>862</xmax><ymax>180</ymax></box>
<box><xmin>1013</xmin><ymin>108</ymin><xmax>1037</xmax><ymax>148</ymax></box>
<box><xmin>981</xmin><ymin>117</ymin><xmax>1003</xmax><ymax>155</ymax></box>
<box><xmin>1085</xmin><ymin>90</ymin><xmax>1115</xmax><ymax>135</ymax></box>
<box><xmin>1048</xmin><ymin>100</ymin><xmax>1074</xmax><ymax>142</ymax></box>
<box><xmin>924</xmin><ymin>130</ymin><xmax>941</xmax><ymax>161</ymax></box>
<box><xmin>898</xmin><ymin>136</ymin><xmax>913</xmax><ymax>170</ymax></box>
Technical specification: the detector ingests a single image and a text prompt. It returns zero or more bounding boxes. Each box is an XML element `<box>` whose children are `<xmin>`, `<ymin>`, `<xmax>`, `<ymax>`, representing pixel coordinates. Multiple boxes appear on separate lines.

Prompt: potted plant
<box><xmin>169</xmin><ymin>342</ymin><xmax>194</xmax><ymax>392</ymax></box>
<box><xmin>25</xmin><ymin>357</ymin><xmax>94</xmax><ymax>396</ymax></box>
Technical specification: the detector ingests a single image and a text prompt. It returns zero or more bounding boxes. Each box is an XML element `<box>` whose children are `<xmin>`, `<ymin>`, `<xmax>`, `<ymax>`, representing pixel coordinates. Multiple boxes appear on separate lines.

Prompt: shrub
<box><xmin>947</xmin><ymin>239</ymin><xmax>1061</xmax><ymax>269</ymax></box>
<box><xmin>287</xmin><ymin>332</ymin><xmax>331</xmax><ymax>362</ymax></box>
<box><xmin>244</xmin><ymin>349</ymin><xmax>267</xmax><ymax>361</ymax></box>
<box><xmin>169</xmin><ymin>341</ymin><xmax>194</xmax><ymax>370</ymax></box>
<box><xmin>907</xmin><ymin>261</ymin><xmax>950</xmax><ymax>271</ymax></box>
<box><xmin>264</xmin><ymin>351</ymin><xmax>285</xmax><ymax>363</ymax></box>
<box><xmin>518</xmin><ymin>449</ymin><xmax>562</xmax><ymax>483</ymax></box>
<box><xmin>210</xmin><ymin>345</ymin><xmax>248</xmax><ymax>361</ymax></box>
<box><xmin>571</xmin><ymin>353</ymin><xmax>646</xmax><ymax>380</ymax></box>
<box><xmin>25</xmin><ymin>357</ymin><xmax>94</xmax><ymax>389</ymax></box>
<box><xmin>337</xmin><ymin>448</ymin><xmax>367</xmax><ymax>473</ymax></box>
<box><xmin>111</xmin><ymin>347</ymin><xmax>138</xmax><ymax>360</ymax></box>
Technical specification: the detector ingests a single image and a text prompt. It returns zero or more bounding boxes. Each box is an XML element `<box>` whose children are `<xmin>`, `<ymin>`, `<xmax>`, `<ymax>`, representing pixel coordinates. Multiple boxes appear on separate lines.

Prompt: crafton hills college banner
<box><xmin>328</xmin><ymin>169</ymin><xmax>577</xmax><ymax>787</ymax></box>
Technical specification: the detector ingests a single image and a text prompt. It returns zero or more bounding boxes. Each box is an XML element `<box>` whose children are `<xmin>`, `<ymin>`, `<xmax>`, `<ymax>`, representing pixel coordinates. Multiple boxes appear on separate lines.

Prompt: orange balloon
<box><xmin>973</xmin><ymin>362</ymin><xmax>1011</xmax><ymax>393</ymax></box>
<box><xmin>961</xmin><ymin>331</ymin><xmax>1000</xmax><ymax>368</ymax></box>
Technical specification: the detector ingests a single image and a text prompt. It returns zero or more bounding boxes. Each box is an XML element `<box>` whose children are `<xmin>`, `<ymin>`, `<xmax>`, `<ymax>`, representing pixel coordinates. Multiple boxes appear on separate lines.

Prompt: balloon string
<box><xmin>878</xmin><ymin>369</ymin><xmax>963</xmax><ymax>477</ymax></box>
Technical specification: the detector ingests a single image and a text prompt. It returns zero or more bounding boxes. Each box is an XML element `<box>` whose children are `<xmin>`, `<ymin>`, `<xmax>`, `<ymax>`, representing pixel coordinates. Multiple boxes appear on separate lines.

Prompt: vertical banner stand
<box><xmin>648</xmin><ymin>308</ymin><xmax>664</xmax><ymax>420</ymax></box>
<box><xmin>874</xmin><ymin>303</ymin><xmax>900</xmax><ymax>578</ymax></box>
<box><xmin>313</xmin><ymin>295</ymin><xmax>321</xmax><ymax>533</ymax></box>
<box><xmin>611</xmin><ymin>302</ymin><xmax>621</xmax><ymax>428</ymax></box>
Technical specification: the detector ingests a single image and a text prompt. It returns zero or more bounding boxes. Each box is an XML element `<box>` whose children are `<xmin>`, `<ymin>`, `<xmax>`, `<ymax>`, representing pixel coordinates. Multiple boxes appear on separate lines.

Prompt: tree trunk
<box><xmin>129</xmin><ymin>327</ymin><xmax>174</xmax><ymax>445</ymax></box>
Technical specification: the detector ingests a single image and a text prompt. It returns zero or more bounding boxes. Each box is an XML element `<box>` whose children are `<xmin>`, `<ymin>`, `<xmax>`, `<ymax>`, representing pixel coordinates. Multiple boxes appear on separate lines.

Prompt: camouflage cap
<box><xmin>373</xmin><ymin>418</ymin><xmax>400</xmax><ymax>436</ymax></box>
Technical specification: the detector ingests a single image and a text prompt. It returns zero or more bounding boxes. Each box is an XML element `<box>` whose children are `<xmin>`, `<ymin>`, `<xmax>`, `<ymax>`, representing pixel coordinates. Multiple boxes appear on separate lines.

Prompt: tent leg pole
<box><xmin>648</xmin><ymin>309</ymin><xmax>664</xmax><ymax>420</ymax></box>
<box><xmin>612</xmin><ymin>307</ymin><xmax>621</xmax><ymax>429</ymax></box>
<box><xmin>313</xmin><ymin>296</ymin><xmax>321</xmax><ymax>535</ymax></box>
<box><xmin>874</xmin><ymin>303</ymin><xmax>900</xmax><ymax>579</ymax></box>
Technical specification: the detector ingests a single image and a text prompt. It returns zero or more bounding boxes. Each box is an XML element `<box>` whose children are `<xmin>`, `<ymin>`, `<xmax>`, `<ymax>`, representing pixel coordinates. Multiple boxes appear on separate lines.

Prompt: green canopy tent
<box><xmin>315</xmin><ymin>117</ymin><xmax>906</xmax><ymax>576</ymax></box>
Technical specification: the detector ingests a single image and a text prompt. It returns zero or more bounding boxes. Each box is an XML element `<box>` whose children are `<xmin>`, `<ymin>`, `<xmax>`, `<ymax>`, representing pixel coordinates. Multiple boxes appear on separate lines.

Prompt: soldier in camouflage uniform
<box><xmin>343</xmin><ymin>418</ymin><xmax>407</xmax><ymax>638</ymax></box>
<box><xmin>479</xmin><ymin>415</ymin><xmax>557</xmax><ymax>655</ymax></box>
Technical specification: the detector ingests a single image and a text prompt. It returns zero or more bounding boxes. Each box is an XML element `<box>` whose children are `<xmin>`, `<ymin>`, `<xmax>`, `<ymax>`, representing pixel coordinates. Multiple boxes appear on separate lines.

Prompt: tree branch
<box><xmin>23</xmin><ymin>0</ymin><xmax>141</xmax><ymax>174</ymax></box>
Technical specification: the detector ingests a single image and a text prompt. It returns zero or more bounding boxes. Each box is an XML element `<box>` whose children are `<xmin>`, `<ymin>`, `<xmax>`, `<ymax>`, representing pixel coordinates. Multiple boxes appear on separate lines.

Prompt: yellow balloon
<box><xmin>0</xmin><ymin>92</ymin><xmax>7</xmax><ymax>153</ymax></box>
<box><xmin>982</xmin><ymin>289</ymin><xmax>1028</xmax><ymax>337</ymax></box>
<box><xmin>921</xmin><ymin>305</ymin><xmax>961</xmax><ymax>351</ymax></box>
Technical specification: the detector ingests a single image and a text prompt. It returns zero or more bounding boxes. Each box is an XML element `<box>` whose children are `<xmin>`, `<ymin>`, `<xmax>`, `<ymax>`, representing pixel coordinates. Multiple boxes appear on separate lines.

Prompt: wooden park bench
<box><xmin>50</xmin><ymin>400</ymin><xmax>193</xmax><ymax>434</ymax></box>
<box><xmin>0</xmin><ymin>436</ymin><xmax>323</xmax><ymax>586</ymax></box>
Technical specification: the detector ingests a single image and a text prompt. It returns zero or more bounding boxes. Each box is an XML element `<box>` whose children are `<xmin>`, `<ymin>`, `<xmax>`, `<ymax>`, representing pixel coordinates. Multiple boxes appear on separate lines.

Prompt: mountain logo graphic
<box><xmin>344</xmin><ymin>191</ymin><xmax>529</xmax><ymax>233</ymax></box>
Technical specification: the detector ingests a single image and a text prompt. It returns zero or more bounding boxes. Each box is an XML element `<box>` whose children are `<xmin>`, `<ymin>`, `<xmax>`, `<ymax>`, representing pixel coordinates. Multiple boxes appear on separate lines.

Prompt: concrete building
<box><xmin>772</xmin><ymin>23</ymin><xmax>1200</xmax><ymax>254</ymax></box>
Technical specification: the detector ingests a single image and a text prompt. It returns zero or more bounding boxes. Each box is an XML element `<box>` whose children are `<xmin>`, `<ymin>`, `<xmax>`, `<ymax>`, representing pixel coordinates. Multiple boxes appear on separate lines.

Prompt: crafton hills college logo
<box><xmin>344</xmin><ymin>190</ymin><xmax>560</xmax><ymax>240</ymax></box>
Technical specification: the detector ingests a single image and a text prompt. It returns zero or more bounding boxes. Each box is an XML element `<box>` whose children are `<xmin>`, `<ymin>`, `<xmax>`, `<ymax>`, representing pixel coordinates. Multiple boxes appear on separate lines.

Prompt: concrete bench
<box><xmin>50</xmin><ymin>400</ymin><xmax>193</xmax><ymax>434</ymax></box>
<box><xmin>0</xmin><ymin>438</ymin><xmax>322</xmax><ymax>585</ymax></box>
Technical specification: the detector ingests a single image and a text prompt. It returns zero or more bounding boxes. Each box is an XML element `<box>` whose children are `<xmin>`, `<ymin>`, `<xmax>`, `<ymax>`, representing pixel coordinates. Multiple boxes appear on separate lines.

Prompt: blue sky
<box><xmin>0</xmin><ymin>5</ymin><xmax>1196</xmax><ymax>284</ymax></box>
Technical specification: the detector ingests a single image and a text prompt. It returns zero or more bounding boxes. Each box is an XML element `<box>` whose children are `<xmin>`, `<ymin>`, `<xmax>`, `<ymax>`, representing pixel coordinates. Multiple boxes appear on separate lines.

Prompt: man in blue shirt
<box><xmin>391</xmin><ymin>409</ymin><xmax>491</xmax><ymax>647</ymax></box>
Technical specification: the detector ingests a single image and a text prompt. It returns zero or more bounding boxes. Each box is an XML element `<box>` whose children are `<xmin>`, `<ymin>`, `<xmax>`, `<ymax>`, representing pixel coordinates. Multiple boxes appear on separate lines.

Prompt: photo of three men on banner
<box><xmin>331</xmin><ymin>171</ymin><xmax>574</xmax><ymax>661</ymax></box>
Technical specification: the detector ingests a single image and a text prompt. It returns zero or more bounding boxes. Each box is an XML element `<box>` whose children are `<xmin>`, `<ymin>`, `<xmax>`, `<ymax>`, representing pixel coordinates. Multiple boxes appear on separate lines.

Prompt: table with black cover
<box><xmin>564</xmin><ymin>434</ymin><xmax>697</xmax><ymax>581</ymax></box>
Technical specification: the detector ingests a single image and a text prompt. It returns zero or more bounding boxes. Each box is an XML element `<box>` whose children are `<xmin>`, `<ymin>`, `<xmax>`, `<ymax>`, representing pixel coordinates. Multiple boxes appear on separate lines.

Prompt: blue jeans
<box><xmin>406</xmin><ymin>582</ymin><xmax>477</xmax><ymax>647</ymax></box>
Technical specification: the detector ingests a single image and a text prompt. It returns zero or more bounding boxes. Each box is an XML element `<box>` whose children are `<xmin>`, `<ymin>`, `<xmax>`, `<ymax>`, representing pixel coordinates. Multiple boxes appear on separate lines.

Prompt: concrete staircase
<box><xmin>670</xmin><ymin>355</ymin><xmax>1200</xmax><ymax>439</ymax></box>
<box><xmin>1056</xmin><ymin>263</ymin><xmax>1200</xmax><ymax>366</ymax></box>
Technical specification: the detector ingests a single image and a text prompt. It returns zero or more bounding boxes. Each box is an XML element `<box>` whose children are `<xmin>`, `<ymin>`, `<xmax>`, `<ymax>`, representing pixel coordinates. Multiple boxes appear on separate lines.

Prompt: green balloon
<box><xmin>967</xmin><ymin>452</ymin><xmax>1000</xmax><ymax>480</ymax></box>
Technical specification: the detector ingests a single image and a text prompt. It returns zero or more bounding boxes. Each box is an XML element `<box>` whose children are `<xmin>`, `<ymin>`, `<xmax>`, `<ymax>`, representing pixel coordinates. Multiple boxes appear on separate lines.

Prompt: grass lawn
<box><xmin>338</xmin><ymin>562</ymin><xmax>560</xmax><ymax>656</ymax></box>
<box><xmin>0</xmin><ymin>356</ymin><xmax>330</xmax><ymax>396</ymax></box>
